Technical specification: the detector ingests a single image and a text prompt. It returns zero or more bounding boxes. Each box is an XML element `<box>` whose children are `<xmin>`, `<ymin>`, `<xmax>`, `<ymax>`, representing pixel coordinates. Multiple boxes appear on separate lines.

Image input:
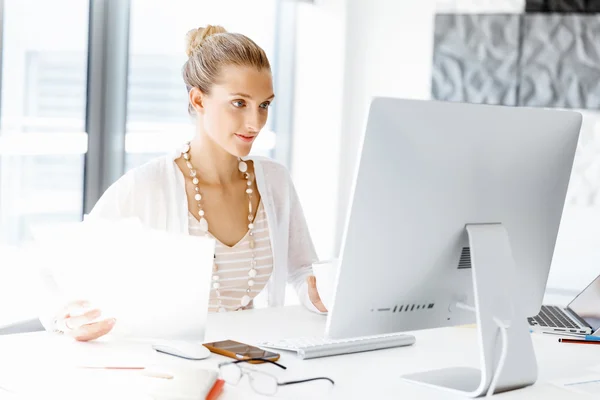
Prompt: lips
<box><xmin>235</xmin><ymin>133</ymin><xmax>256</xmax><ymax>143</ymax></box>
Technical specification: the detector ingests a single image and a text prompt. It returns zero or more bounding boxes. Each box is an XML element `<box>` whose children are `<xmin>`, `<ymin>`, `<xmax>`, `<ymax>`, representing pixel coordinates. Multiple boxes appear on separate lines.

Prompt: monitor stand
<box><xmin>401</xmin><ymin>223</ymin><xmax>537</xmax><ymax>397</ymax></box>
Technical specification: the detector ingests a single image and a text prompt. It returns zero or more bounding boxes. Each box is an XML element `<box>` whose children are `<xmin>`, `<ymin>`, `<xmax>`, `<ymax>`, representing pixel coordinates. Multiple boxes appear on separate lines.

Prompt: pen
<box><xmin>141</xmin><ymin>370</ymin><xmax>174</xmax><ymax>379</ymax></box>
<box><xmin>539</xmin><ymin>330</ymin><xmax>585</xmax><ymax>338</ymax></box>
<box><xmin>78</xmin><ymin>366</ymin><xmax>173</xmax><ymax>379</ymax></box>
<box><xmin>558</xmin><ymin>338</ymin><xmax>600</xmax><ymax>345</ymax></box>
<box><xmin>78</xmin><ymin>366</ymin><xmax>145</xmax><ymax>370</ymax></box>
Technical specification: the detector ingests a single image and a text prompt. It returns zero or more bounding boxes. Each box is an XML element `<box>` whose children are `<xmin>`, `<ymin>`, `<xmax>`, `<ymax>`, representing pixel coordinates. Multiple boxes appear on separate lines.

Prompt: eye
<box><xmin>232</xmin><ymin>100</ymin><xmax>245</xmax><ymax>108</ymax></box>
<box><xmin>259</xmin><ymin>101</ymin><xmax>271</xmax><ymax>110</ymax></box>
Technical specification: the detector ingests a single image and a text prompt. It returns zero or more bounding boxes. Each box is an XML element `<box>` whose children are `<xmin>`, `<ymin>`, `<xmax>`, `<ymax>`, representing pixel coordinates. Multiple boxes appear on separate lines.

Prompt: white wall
<box><xmin>292</xmin><ymin>0</ymin><xmax>436</xmax><ymax>260</ymax></box>
<box><xmin>291</xmin><ymin>0</ymin><xmax>347</xmax><ymax>260</ymax></box>
<box><xmin>335</xmin><ymin>0</ymin><xmax>436</xmax><ymax>254</ymax></box>
<box><xmin>546</xmin><ymin>111</ymin><xmax>600</xmax><ymax>294</ymax></box>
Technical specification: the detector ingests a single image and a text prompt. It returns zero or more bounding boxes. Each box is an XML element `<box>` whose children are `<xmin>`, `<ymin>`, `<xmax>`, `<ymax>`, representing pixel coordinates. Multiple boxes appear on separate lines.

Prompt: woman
<box><xmin>46</xmin><ymin>25</ymin><xmax>327</xmax><ymax>341</ymax></box>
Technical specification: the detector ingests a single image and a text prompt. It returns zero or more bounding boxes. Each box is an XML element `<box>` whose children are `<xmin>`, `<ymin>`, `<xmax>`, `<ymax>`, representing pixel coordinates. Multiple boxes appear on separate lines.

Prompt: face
<box><xmin>190</xmin><ymin>65</ymin><xmax>274</xmax><ymax>157</ymax></box>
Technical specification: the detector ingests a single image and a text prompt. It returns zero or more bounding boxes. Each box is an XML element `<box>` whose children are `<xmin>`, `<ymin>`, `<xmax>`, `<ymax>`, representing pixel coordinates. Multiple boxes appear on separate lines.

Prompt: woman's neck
<box><xmin>187</xmin><ymin>135</ymin><xmax>241</xmax><ymax>186</ymax></box>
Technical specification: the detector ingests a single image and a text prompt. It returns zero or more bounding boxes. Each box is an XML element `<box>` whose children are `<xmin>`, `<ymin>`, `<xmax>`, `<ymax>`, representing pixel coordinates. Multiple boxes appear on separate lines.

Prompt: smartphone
<box><xmin>203</xmin><ymin>340</ymin><xmax>280</xmax><ymax>363</ymax></box>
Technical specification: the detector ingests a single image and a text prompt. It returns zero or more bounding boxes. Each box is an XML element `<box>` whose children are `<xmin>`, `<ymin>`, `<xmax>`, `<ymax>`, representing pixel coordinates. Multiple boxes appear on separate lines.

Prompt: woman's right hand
<box><xmin>54</xmin><ymin>300</ymin><xmax>116</xmax><ymax>342</ymax></box>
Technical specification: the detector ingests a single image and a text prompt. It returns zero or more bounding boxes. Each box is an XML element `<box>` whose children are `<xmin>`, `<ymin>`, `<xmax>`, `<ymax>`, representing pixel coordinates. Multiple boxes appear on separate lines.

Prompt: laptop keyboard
<box><xmin>528</xmin><ymin>305</ymin><xmax>578</xmax><ymax>329</ymax></box>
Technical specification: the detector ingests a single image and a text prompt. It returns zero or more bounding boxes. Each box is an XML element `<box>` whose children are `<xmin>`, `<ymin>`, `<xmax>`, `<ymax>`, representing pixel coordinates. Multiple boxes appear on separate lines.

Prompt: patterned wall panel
<box><xmin>432</xmin><ymin>14</ymin><xmax>520</xmax><ymax>105</ymax></box>
<box><xmin>519</xmin><ymin>15</ymin><xmax>600</xmax><ymax>109</ymax></box>
<box><xmin>525</xmin><ymin>0</ymin><xmax>600</xmax><ymax>12</ymax></box>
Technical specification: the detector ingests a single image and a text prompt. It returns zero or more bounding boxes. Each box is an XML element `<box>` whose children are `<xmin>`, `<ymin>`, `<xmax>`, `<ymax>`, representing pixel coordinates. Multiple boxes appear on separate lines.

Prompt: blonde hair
<box><xmin>183</xmin><ymin>25</ymin><xmax>271</xmax><ymax>115</ymax></box>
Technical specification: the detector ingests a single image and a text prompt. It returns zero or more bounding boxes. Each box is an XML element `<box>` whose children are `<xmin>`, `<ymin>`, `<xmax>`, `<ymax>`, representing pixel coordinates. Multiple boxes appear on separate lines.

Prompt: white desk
<box><xmin>0</xmin><ymin>306</ymin><xmax>598</xmax><ymax>399</ymax></box>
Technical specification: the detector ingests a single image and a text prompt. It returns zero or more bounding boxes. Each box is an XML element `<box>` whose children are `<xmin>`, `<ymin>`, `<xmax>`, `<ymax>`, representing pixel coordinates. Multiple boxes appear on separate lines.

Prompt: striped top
<box><xmin>188</xmin><ymin>201</ymin><xmax>273</xmax><ymax>312</ymax></box>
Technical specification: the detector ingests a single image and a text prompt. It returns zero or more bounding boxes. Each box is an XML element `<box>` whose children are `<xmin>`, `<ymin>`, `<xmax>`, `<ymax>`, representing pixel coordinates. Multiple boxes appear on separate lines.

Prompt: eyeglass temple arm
<box><xmin>229</xmin><ymin>358</ymin><xmax>287</xmax><ymax>370</ymax></box>
<box><xmin>278</xmin><ymin>377</ymin><xmax>335</xmax><ymax>386</ymax></box>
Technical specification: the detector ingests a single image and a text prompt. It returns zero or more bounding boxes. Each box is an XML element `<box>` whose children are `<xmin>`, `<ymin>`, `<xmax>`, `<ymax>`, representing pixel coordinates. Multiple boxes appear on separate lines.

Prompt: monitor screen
<box><xmin>568</xmin><ymin>274</ymin><xmax>600</xmax><ymax>332</ymax></box>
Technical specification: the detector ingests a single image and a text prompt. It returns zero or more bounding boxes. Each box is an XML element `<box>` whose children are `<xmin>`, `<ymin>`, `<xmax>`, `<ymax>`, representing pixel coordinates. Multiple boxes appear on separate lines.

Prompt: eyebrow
<box><xmin>230</xmin><ymin>92</ymin><xmax>275</xmax><ymax>101</ymax></box>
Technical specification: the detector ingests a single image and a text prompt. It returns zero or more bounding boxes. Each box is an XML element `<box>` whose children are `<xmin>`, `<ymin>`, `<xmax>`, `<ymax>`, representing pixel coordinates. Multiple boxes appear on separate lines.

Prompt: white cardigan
<box><xmin>88</xmin><ymin>150</ymin><xmax>320</xmax><ymax>313</ymax></box>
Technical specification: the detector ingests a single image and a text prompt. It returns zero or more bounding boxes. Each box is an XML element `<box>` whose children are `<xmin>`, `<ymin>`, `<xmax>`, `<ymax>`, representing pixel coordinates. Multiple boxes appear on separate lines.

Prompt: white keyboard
<box><xmin>258</xmin><ymin>333</ymin><xmax>416</xmax><ymax>359</ymax></box>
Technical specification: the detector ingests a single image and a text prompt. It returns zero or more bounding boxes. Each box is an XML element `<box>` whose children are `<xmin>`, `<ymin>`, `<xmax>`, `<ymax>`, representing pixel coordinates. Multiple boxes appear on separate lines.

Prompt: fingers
<box><xmin>55</xmin><ymin>300</ymin><xmax>115</xmax><ymax>342</ymax></box>
<box><xmin>65</xmin><ymin>308</ymin><xmax>102</xmax><ymax>330</ymax></box>
<box><xmin>307</xmin><ymin>276</ymin><xmax>328</xmax><ymax>312</ymax></box>
<box><xmin>70</xmin><ymin>319</ymin><xmax>116</xmax><ymax>342</ymax></box>
<box><xmin>56</xmin><ymin>300</ymin><xmax>91</xmax><ymax>320</ymax></box>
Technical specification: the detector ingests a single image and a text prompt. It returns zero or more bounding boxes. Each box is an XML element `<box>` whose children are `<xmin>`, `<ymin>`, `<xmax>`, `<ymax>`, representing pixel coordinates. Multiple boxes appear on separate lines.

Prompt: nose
<box><xmin>245</xmin><ymin>109</ymin><xmax>266</xmax><ymax>133</ymax></box>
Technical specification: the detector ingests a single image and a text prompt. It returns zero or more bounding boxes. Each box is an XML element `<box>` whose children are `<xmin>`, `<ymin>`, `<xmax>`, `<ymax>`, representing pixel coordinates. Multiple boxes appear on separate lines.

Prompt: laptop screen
<box><xmin>568</xmin><ymin>274</ymin><xmax>600</xmax><ymax>332</ymax></box>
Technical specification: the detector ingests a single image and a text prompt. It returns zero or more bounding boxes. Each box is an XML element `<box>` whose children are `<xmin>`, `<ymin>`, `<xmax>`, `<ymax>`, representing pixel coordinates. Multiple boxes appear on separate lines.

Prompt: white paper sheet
<box><xmin>35</xmin><ymin>218</ymin><xmax>215</xmax><ymax>340</ymax></box>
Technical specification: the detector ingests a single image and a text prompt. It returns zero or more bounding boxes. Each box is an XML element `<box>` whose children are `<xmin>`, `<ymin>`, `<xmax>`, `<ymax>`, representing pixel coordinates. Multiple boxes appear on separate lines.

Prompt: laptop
<box><xmin>528</xmin><ymin>274</ymin><xmax>600</xmax><ymax>336</ymax></box>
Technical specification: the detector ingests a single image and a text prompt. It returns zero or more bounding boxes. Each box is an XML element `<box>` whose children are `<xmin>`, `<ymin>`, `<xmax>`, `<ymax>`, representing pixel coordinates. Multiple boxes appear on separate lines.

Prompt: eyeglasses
<box><xmin>218</xmin><ymin>358</ymin><xmax>335</xmax><ymax>396</ymax></box>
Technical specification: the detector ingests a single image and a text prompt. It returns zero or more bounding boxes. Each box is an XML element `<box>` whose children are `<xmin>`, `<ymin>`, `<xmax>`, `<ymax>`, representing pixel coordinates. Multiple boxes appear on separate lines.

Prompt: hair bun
<box><xmin>185</xmin><ymin>25</ymin><xmax>227</xmax><ymax>57</ymax></box>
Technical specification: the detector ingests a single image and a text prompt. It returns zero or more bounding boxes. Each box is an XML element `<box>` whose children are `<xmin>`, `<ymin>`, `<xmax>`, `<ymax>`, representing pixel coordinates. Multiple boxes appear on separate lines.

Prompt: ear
<box><xmin>189</xmin><ymin>87</ymin><xmax>205</xmax><ymax>114</ymax></box>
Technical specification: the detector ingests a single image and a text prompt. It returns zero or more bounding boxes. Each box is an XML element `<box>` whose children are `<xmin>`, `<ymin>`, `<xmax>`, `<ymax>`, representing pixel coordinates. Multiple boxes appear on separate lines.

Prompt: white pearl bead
<box><xmin>248</xmin><ymin>223</ymin><xmax>254</xmax><ymax>230</ymax></box>
<box><xmin>238</xmin><ymin>161</ymin><xmax>248</xmax><ymax>173</ymax></box>
<box><xmin>241</xmin><ymin>295</ymin><xmax>251</xmax><ymax>307</ymax></box>
<box><xmin>186</xmin><ymin>161</ymin><xmax>193</xmax><ymax>169</ymax></box>
<box><xmin>212</xmin><ymin>275</ymin><xmax>219</xmax><ymax>281</ymax></box>
<box><xmin>246</xmin><ymin>188</ymin><xmax>253</xmax><ymax>194</ymax></box>
<box><xmin>213</xmin><ymin>282</ymin><xmax>220</xmax><ymax>289</ymax></box>
<box><xmin>248</xmin><ymin>269</ymin><xmax>257</xmax><ymax>278</ymax></box>
<box><xmin>199</xmin><ymin>209</ymin><xmax>205</xmax><ymax>216</ymax></box>
<box><xmin>248</xmin><ymin>279</ymin><xmax>255</xmax><ymax>287</ymax></box>
<box><xmin>183</xmin><ymin>152</ymin><xmax>189</xmax><ymax>160</ymax></box>
<box><xmin>194</xmin><ymin>193</ymin><xmax>201</xmax><ymax>201</ymax></box>
<box><xmin>192</xmin><ymin>177</ymin><xmax>199</xmax><ymax>185</ymax></box>
<box><xmin>247</xmin><ymin>181</ymin><xmax>252</xmax><ymax>186</ymax></box>
<box><xmin>183</xmin><ymin>144</ymin><xmax>190</xmax><ymax>153</ymax></box>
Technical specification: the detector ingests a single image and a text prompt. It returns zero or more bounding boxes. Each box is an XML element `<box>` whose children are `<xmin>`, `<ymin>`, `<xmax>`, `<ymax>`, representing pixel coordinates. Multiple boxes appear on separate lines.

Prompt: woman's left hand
<box><xmin>307</xmin><ymin>275</ymin><xmax>327</xmax><ymax>312</ymax></box>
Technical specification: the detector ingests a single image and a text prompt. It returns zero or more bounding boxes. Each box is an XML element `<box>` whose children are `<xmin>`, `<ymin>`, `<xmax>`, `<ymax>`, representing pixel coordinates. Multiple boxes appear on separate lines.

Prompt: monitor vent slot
<box><xmin>458</xmin><ymin>247</ymin><xmax>471</xmax><ymax>269</ymax></box>
<box><xmin>371</xmin><ymin>303</ymin><xmax>436</xmax><ymax>312</ymax></box>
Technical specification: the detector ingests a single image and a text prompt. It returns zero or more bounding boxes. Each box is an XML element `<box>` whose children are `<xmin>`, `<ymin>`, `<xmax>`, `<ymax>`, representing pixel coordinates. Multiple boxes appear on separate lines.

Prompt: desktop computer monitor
<box><xmin>325</xmin><ymin>98</ymin><xmax>581</xmax><ymax>396</ymax></box>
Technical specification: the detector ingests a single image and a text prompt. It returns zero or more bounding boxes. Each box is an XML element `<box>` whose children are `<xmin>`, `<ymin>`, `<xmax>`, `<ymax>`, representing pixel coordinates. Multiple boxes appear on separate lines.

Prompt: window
<box><xmin>0</xmin><ymin>2</ymin><xmax>89</xmax><ymax>246</ymax></box>
<box><xmin>0</xmin><ymin>0</ymin><xmax>89</xmax><ymax>325</ymax></box>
